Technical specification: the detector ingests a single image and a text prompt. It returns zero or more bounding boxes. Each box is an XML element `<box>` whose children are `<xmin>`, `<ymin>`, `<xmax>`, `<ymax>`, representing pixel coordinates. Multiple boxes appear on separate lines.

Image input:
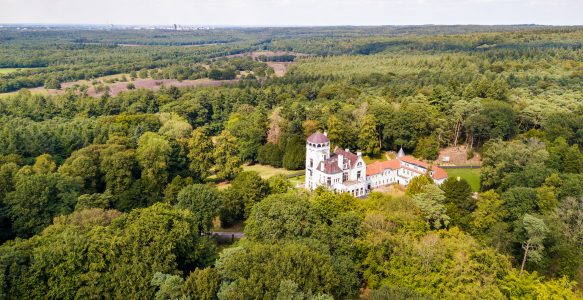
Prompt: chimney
<box><xmin>323</xmin><ymin>131</ymin><xmax>328</xmax><ymax>136</ymax></box>
<box><xmin>345</xmin><ymin>148</ymin><xmax>349</xmax><ymax>152</ymax></box>
<box><xmin>338</xmin><ymin>154</ymin><xmax>344</xmax><ymax>168</ymax></box>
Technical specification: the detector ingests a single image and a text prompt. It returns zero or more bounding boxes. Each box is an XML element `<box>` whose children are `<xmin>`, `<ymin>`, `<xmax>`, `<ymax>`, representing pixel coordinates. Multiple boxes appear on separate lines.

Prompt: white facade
<box><xmin>305</xmin><ymin>132</ymin><xmax>368</xmax><ymax>197</ymax></box>
<box><xmin>305</xmin><ymin>133</ymin><xmax>447</xmax><ymax>197</ymax></box>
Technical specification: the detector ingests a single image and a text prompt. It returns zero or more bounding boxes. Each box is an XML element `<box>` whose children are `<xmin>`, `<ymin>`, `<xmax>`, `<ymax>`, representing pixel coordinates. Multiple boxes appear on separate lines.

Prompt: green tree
<box><xmin>358</xmin><ymin>114</ymin><xmax>380</xmax><ymax>156</ymax></box>
<box><xmin>519</xmin><ymin>214</ymin><xmax>549</xmax><ymax>275</ymax></box>
<box><xmin>440</xmin><ymin>177</ymin><xmax>474</xmax><ymax>228</ymax></box>
<box><xmin>405</xmin><ymin>175</ymin><xmax>434</xmax><ymax>197</ymax></box>
<box><xmin>245</xmin><ymin>194</ymin><xmax>319</xmax><ymax>241</ymax></box>
<box><xmin>411</xmin><ymin>184</ymin><xmax>450</xmax><ymax>229</ymax></box>
<box><xmin>219</xmin><ymin>188</ymin><xmax>245</xmax><ymax>228</ymax></box>
<box><xmin>176</xmin><ymin>184</ymin><xmax>221</xmax><ymax>234</ymax></box>
<box><xmin>32</xmin><ymin>154</ymin><xmax>57</xmax><ymax>174</ymax></box>
<box><xmin>138</xmin><ymin>68</ymin><xmax>149</xmax><ymax>79</ymax></box>
<box><xmin>470</xmin><ymin>190</ymin><xmax>506</xmax><ymax>234</ymax></box>
<box><xmin>44</xmin><ymin>77</ymin><xmax>61</xmax><ymax>89</ymax></box>
<box><xmin>5</xmin><ymin>170</ymin><xmax>80</xmax><ymax>237</ymax></box>
<box><xmin>413</xmin><ymin>136</ymin><xmax>439</xmax><ymax>160</ymax></box>
<box><xmin>282</xmin><ymin>136</ymin><xmax>306</xmax><ymax>170</ymax></box>
<box><xmin>230</xmin><ymin>171</ymin><xmax>270</xmax><ymax>218</ymax></box>
<box><xmin>326</xmin><ymin>116</ymin><xmax>345</xmax><ymax>147</ymax></box>
<box><xmin>563</xmin><ymin>145</ymin><xmax>583</xmax><ymax>174</ymax></box>
<box><xmin>216</xmin><ymin>242</ymin><xmax>356</xmax><ymax>299</ymax></box>
<box><xmin>268</xmin><ymin>174</ymin><xmax>293</xmax><ymax>194</ymax></box>
<box><xmin>188</xmin><ymin>127</ymin><xmax>214</xmax><ymax>181</ymax></box>
<box><xmin>182</xmin><ymin>267</ymin><xmax>221</xmax><ymax>300</ymax></box>
<box><xmin>151</xmin><ymin>272</ymin><xmax>184</xmax><ymax>300</ymax></box>
<box><xmin>163</xmin><ymin>175</ymin><xmax>194</xmax><ymax>205</ymax></box>
<box><xmin>225</xmin><ymin>106</ymin><xmax>268</xmax><ymax>162</ymax></box>
<box><xmin>213</xmin><ymin>131</ymin><xmax>241</xmax><ymax>181</ymax></box>
<box><xmin>136</xmin><ymin>132</ymin><xmax>172</xmax><ymax>187</ymax></box>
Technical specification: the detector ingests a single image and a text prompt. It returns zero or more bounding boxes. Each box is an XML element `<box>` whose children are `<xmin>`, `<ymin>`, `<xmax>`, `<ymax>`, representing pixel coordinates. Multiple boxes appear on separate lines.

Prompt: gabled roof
<box><xmin>366</xmin><ymin>159</ymin><xmax>401</xmax><ymax>176</ymax></box>
<box><xmin>432</xmin><ymin>167</ymin><xmax>448</xmax><ymax>180</ymax></box>
<box><xmin>307</xmin><ymin>132</ymin><xmax>329</xmax><ymax>144</ymax></box>
<box><xmin>334</xmin><ymin>148</ymin><xmax>358</xmax><ymax>168</ymax></box>
<box><xmin>399</xmin><ymin>155</ymin><xmax>448</xmax><ymax>180</ymax></box>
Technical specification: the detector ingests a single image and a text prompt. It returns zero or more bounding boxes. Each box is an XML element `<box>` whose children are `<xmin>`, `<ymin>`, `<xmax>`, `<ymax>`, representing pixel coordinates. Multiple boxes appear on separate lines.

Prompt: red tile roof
<box><xmin>366</xmin><ymin>159</ymin><xmax>400</xmax><ymax>176</ymax></box>
<box><xmin>307</xmin><ymin>132</ymin><xmax>329</xmax><ymax>144</ymax></box>
<box><xmin>432</xmin><ymin>167</ymin><xmax>448</xmax><ymax>180</ymax></box>
<box><xmin>399</xmin><ymin>155</ymin><xmax>448</xmax><ymax>180</ymax></box>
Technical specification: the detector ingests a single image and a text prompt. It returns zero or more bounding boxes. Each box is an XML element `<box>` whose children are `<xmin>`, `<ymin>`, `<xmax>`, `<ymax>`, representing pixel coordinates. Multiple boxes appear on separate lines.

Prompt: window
<box><xmin>309</xmin><ymin>159</ymin><xmax>313</xmax><ymax>168</ymax></box>
<box><xmin>357</xmin><ymin>171</ymin><xmax>361</xmax><ymax>179</ymax></box>
<box><xmin>343</xmin><ymin>172</ymin><xmax>348</xmax><ymax>181</ymax></box>
<box><xmin>327</xmin><ymin>177</ymin><xmax>331</xmax><ymax>186</ymax></box>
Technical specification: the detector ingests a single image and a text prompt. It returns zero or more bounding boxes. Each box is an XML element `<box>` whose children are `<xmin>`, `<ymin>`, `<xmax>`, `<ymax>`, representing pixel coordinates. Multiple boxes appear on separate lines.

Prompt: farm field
<box><xmin>445</xmin><ymin>168</ymin><xmax>481</xmax><ymax>192</ymax></box>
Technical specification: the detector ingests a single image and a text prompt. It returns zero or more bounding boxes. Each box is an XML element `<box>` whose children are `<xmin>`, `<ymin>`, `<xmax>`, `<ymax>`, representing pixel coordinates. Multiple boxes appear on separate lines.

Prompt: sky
<box><xmin>0</xmin><ymin>0</ymin><xmax>582</xmax><ymax>26</ymax></box>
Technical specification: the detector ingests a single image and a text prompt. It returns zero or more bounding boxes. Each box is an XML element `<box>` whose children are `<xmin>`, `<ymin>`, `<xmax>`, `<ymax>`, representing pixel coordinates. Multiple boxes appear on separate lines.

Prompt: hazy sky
<box><xmin>1</xmin><ymin>0</ymin><xmax>582</xmax><ymax>26</ymax></box>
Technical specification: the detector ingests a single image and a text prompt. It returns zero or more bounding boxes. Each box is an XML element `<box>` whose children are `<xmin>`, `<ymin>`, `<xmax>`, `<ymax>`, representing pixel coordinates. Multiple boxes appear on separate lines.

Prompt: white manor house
<box><xmin>304</xmin><ymin>132</ymin><xmax>448</xmax><ymax>197</ymax></box>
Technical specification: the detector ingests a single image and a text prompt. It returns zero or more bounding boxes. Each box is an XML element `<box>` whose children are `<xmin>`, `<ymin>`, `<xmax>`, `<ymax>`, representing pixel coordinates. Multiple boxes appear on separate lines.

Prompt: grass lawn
<box><xmin>242</xmin><ymin>164</ymin><xmax>298</xmax><ymax>179</ymax></box>
<box><xmin>363</xmin><ymin>151</ymin><xmax>392</xmax><ymax>164</ymax></box>
<box><xmin>445</xmin><ymin>168</ymin><xmax>481</xmax><ymax>192</ymax></box>
<box><xmin>288</xmin><ymin>175</ymin><xmax>305</xmax><ymax>187</ymax></box>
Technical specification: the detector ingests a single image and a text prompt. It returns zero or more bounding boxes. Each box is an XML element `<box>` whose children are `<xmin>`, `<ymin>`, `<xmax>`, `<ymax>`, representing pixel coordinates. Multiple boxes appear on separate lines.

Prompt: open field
<box><xmin>242</xmin><ymin>164</ymin><xmax>299</xmax><ymax>179</ymax></box>
<box><xmin>266</xmin><ymin>62</ymin><xmax>291</xmax><ymax>77</ymax></box>
<box><xmin>445</xmin><ymin>168</ymin><xmax>481</xmax><ymax>192</ymax></box>
<box><xmin>0</xmin><ymin>67</ymin><xmax>44</xmax><ymax>75</ymax></box>
<box><xmin>0</xmin><ymin>68</ymin><xmax>21</xmax><ymax>75</ymax></box>
<box><xmin>0</xmin><ymin>77</ymin><xmax>239</xmax><ymax>98</ymax></box>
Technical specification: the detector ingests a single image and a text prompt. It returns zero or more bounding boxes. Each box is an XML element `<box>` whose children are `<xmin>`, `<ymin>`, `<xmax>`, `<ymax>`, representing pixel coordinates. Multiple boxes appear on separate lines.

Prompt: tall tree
<box><xmin>441</xmin><ymin>177</ymin><xmax>474</xmax><ymax>228</ymax></box>
<box><xmin>176</xmin><ymin>184</ymin><xmax>221</xmax><ymax>234</ymax></box>
<box><xmin>213</xmin><ymin>131</ymin><xmax>241</xmax><ymax>181</ymax></box>
<box><xmin>519</xmin><ymin>214</ymin><xmax>549</xmax><ymax>275</ymax></box>
<box><xmin>412</xmin><ymin>184</ymin><xmax>450</xmax><ymax>229</ymax></box>
<box><xmin>188</xmin><ymin>127</ymin><xmax>214</xmax><ymax>181</ymax></box>
<box><xmin>358</xmin><ymin>114</ymin><xmax>380</xmax><ymax>156</ymax></box>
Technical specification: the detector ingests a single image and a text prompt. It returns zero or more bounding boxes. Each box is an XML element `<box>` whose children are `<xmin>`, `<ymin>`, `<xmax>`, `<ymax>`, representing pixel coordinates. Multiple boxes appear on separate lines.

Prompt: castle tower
<box><xmin>305</xmin><ymin>131</ymin><xmax>330</xmax><ymax>190</ymax></box>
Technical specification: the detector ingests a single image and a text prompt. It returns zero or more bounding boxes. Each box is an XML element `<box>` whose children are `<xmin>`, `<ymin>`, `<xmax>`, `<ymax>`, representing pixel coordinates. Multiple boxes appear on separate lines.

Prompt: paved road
<box><xmin>212</xmin><ymin>232</ymin><xmax>245</xmax><ymax>239</ymax></box>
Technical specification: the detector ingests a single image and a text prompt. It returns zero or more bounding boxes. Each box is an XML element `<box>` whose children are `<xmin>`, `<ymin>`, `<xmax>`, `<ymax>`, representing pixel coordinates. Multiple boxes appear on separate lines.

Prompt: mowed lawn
<box><xmin>445</xmin><ymin>168</ymin><xmax>481</xmax><ymax>192</ymax></box>
<box><xmin>242</xmin><ymin>164</ymin><xmax>300</xmax><ymax>179</ymax></box>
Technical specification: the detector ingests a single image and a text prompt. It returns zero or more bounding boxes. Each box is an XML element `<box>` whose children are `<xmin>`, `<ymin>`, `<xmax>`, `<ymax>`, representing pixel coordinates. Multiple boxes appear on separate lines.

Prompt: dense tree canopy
<box><xmin>0</xmin><ymin>26</ymin><xmax>581</xmax><ymax>299</ymax></box>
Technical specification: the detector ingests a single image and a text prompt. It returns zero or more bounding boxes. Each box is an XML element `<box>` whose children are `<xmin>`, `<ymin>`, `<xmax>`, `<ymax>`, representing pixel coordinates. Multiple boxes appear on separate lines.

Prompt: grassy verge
<box><xmin>445</xmin><ymin>168</ymin><xmax>481</xmax><ymax>192</ymax></box>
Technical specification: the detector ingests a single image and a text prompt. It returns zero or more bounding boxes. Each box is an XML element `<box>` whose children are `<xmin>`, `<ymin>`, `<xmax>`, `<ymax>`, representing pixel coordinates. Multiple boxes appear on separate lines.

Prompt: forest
<box><xmin>0</xmin><ymin>25</ymin><xmax>582</xmax><ymax>299</ymax></box>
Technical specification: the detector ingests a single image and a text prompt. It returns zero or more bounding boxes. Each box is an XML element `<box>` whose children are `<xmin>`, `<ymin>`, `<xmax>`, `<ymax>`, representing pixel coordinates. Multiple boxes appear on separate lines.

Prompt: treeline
<box><xmin>1</xmin><ymin>173</ymin><xmax>579</xmax><ymax>298</ymax></box>
<box><xmin>0</xmin><ymin>26</ymin><xmax>582</xmax><ymax>298</ymax></box>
